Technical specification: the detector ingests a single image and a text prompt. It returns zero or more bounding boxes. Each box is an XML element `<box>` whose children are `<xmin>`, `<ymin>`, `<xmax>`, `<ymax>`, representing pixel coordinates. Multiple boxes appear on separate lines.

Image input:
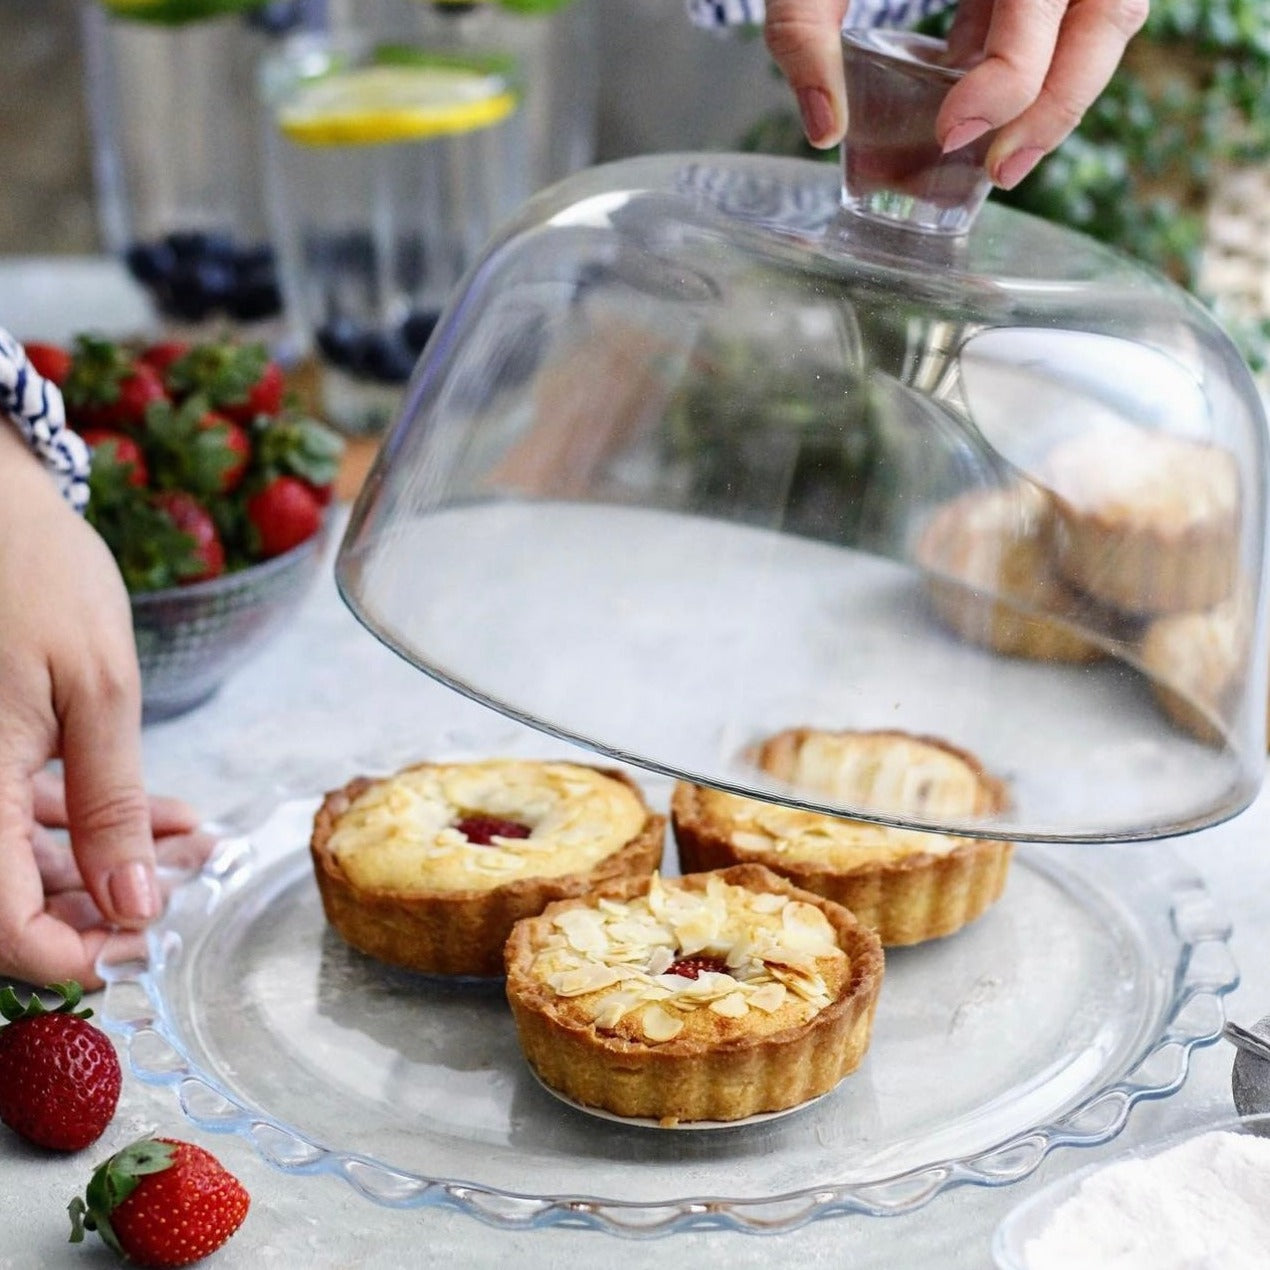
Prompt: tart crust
<box><xmin>674</xmin><ymin>729</ymin><xmax>1012</xmax><ymax>946</ymax></box>
<box><xmin>1138</xmin><ymin>590</ymin><xmax>1251</xmax><ymax>746</ymax></box>
<box><xmin>1042</xmin><ymin>430</ymin><xmax>1240</xmax><ymax>616</ymax></box>
<box><xmin>915</xmin><ymin>483</ymin><xmax>1104</xmax><ymax>663</ymax></box>
<box><xmin>311</xmin><ymin>761</ymin><xmax>665</xmax><ymax>977</ymax></box>
<box><xmin>503</xmin><ymin>864</ymin><xmax>884</xmax><ymax>1124</ymax></box>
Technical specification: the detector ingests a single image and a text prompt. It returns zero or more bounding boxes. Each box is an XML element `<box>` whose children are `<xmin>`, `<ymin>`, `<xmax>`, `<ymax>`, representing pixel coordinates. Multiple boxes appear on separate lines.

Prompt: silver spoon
<box><xmin>1228</xmin><ymin>1016</ymin><xmax>1270</xmax><ymax>1115</ymax></box>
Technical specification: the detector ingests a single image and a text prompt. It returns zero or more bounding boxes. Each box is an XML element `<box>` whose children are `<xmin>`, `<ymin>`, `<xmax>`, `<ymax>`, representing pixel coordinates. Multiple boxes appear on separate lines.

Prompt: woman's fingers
<box><xmin>764</xmin><ymin>0</ymin><xmax>851</xmax><ymax>147</ymax></box>
<box><xmin>938</xmin><ymin>0</ymin><xmax>1148</xmax><ymax>188</ymax></box>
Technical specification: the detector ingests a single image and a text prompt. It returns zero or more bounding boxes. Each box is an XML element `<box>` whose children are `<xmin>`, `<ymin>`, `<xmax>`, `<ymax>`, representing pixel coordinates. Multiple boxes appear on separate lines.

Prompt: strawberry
<box><xmin>306</xmin><ymin>479</ymin><xmax>335</xmax><ymax>507</ymax></box>
<box><xmin>68</xmin><ymin>1137</ymin><xmax>250</xmax><ymax>1268</ymax></box>
<box><xmin>137</xmin><ymin>340</ymin><xmax>192</xmax><ymax>382</ymax></box>
<box><xmin>222</xmin><ymin>358</ymin><xmax>285</xmax><ymax>425</ymax></box>
<box><xmin>153</xmin><ymin>490</ymin><xmax>226</xmax><ymax>582</ymax></box>
<box><xmin>453</xmin><ymin>815</ymin><xmax>532</xmax><ymax>844</ymax></box>
<box><xmin>245</xmin><ymin>474</ymin><xmax>323</xmax><ymax>558</ymax></box>
<box><xmin>164</xmin><ymin>340</ymin><xmax>286</xmax><ymax>423</ymax></box>
<box><xmin>64</xmin><ymin>335</ymin><xmax>168</xmax><ymax>432</ymax></box>
<box><xmin>81</xmin><ymin>428</ymin><xmax>149</xmax><ymax>489</ymax></box>
<box><xmin>0</xmin><ymin>981</ymin><xmax>121</xmax><ymax>1152</ymax></box>
<box><xmin>196</xmin><ymin>410</ymin><xmax>252</xmax><ymax>494</ymax></box>
<box><xmin>23</xmin><ymin>340</ymin><xmax>73</xmax><ymax>386</ymax></box>
<box><xmin>665</xmin><ymin>955</ymin><xmax>729</xmax><ymax>980</ymax></box>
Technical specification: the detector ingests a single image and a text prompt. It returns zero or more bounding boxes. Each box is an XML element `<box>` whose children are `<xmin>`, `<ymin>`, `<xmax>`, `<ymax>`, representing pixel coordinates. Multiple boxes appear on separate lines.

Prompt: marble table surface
<box><xmin>0</xmin><ymin>514</ymin><xmax>1267</xmax><ymax>1270</ymax></box>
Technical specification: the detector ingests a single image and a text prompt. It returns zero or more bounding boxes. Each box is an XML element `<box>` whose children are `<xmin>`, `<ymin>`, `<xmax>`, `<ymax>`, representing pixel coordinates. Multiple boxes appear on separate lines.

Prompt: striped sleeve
<box><xmin>0</xmin><ymin>329</ymin><xmax>91</xmax><ymax>513</ymax></box>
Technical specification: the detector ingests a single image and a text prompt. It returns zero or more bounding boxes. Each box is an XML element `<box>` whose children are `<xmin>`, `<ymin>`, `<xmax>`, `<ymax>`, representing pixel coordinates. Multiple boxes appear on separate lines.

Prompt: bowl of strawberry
<box><xmin>30</xmin><ymin>334</ymin><xmax>344</xmax><ymax>722</ymax></box>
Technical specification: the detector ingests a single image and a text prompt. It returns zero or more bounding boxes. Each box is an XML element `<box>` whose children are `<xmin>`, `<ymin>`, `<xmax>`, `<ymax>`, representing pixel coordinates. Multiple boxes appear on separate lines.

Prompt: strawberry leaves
<box><xmin>69</xmin><ymin>1137</ymin><xmax>250</xmax><ymax>1268</ymax></box>
<box><xmin>68</xmin><ymin>334</ymin><xmax>343</xmax><ymax>591</ymax></box>
<box><xmin>69</xmin><ymin>1139</ymin><xmax>177</xmax><ymax>1259</ymax></box>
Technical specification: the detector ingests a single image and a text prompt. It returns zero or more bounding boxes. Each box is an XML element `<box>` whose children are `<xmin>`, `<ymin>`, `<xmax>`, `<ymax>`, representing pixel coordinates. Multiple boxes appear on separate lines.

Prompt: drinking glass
<box><xmin>261</xmin><ymin>31</ymin><xmax>530</xmax><ymax>433</ymax></box>
<box><xmin>81</xmin><ymin>0</ymin><xmax>320</xmax><ymax>345</ymax></box>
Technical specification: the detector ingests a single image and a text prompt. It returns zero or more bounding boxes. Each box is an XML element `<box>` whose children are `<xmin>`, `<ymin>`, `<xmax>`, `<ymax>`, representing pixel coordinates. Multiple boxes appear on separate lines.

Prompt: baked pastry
<box><xmin>503</xmin><ymin>865</ymin><xmax>884</xmax><ymax>1125</ymax></box>
<box><xmin>673</xmin><ymin>728</ymin><xmax>1011</xmax><ymax>946</ymax></box>
<box><xmin>915</xmin><ymin>483</ymin><xmax>1103</xmax><ymax>663</ymax></box>
<box><xmin>310</xmin><ymin>759</ymin><xmax>665</xmax><ymax>976</ymax></box>
<box><xmin>1042</xmin><ymin>428</ymin><xmax>1240</xmax><ymax>615</ymax></box>
<box><xmin>1139</xmin><ymin>590</ymin><xmax>1251</xmax><ymax>745</ymax></box>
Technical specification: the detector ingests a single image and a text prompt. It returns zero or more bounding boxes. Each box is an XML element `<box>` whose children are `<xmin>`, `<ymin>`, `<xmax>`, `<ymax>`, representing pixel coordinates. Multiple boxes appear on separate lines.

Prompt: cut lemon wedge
<box><xmin>278</xmin><ymin>65</ymin><xmax>518</xmax><ymax>147</ymax></box>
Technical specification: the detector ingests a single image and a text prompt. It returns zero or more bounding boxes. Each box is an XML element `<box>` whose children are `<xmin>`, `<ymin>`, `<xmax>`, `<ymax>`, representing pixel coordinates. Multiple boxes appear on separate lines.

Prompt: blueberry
<box><xmin>401</xmin><ymin>309</ymin><xmax>440</xmax><ymax>354</ymax></box>
<box><xmin>164</xmin><ymin>268</ymin><xmax>216</xmax><ymax>322</ymax></box>
<box><xmin>360</xmin><ymin>331</ymin><xmax>417</xmax><ymax>384</ymax></box>
<box><xmin>316</xmin><ymin>317</ymin><xmax>365</xmax><ymax>371</ymax></box>
<box><xmin>232</xmin><ymin>242</ymin><xmax>276</xmax><ymax>274</ymax></box>
<box><xmin>227</xmin><ymin>276</ymin><xmax>282</xmax><ymax>322</ymax></box>
<box><xmin>165</xmin><ymin>230</ymin><xmax>211</xmax><ymax>262</ymax></box>
<box><xmin>125</xmin><ymin>240</ymin><xmax>176</xmax><ymax>286</ymax></box>
<box><xmin>163</xmin><ymin>259</ymin><xmax>234</xmax><ymax>321</ymax></box>
<box><xmin>395</xmin><ymin>237</ymin><xmax>426</xmax><ymax>292</ymax></box>
<box><xmin>243</xmin><ymin>0</ymin><xmax>313</xmax><ymax>36</ymax></box>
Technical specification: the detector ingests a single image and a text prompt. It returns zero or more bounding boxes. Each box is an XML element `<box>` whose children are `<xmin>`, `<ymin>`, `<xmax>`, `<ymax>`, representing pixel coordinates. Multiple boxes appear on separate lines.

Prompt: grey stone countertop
<box><xmin>0</xmin><ymin>517</ymin><xmax>1266</xmax><ymax>1270</ymax></box>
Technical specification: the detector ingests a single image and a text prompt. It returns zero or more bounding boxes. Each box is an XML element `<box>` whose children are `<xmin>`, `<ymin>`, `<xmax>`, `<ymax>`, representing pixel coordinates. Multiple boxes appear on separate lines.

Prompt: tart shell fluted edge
<box><xmin>671</xmin><ymin>782</ymin><xmax>1013</xmax><ymax>948</ymax></box>
<box><xmin>310</xmin><ymin>767</ymin><xmax>666</xmax><ymax>978</ymax></box>
<box><xmin>504</xmin><ymin>864</ymin><xmax>885</xmax><ymax>1125</ymax></box>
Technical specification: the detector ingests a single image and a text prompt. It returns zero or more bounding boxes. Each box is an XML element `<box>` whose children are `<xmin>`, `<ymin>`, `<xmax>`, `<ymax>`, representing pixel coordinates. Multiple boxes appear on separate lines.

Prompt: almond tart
<box><xmin>1042</xmin><ymin>429</ymin><xmax>1240</xmax><ymax>616</ymax></box>
<box><xmin>673</xmin><ymin>728</ymin><xmax>1012</xmax><ymax>946</ymax></box>
<box><xmin>310</xmin><ymin>759</ymin><xmax>665</xmax><ymax>977</ymax></box>
<box><xmin>914</xmin><ymin>483</ymin><xmax>1104</xmax><ymax>664</ymax></box>
<box><xmin>503</xmin><ymin>865</ymin><xmax>884</xmax><ymax>1125</ymax></box>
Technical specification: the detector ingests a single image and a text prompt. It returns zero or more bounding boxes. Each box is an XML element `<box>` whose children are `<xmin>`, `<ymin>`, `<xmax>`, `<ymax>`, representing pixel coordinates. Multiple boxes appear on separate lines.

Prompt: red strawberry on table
<box><xmin>68</xmin><ymin>1137</ymin><xmax>250</xmax><ymax>1268</ymax></box>
<box><xmin>0</xmin><ymin>980</ymin><xmax>121</xmax><ymax>1152</ymax></box>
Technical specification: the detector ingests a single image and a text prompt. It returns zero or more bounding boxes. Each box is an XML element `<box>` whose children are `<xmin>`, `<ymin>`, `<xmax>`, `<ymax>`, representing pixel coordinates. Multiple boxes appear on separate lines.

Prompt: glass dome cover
<box><xmin>337</xmin><ymin>31</ymin><xmax>1270</xmax><ymax>842</ymax></box>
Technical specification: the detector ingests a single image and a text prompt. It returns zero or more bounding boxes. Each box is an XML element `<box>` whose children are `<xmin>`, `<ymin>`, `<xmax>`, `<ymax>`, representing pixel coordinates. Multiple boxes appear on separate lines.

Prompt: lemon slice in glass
<box><xmin>278</xmin><ymin>63</ymin><xmax>519</xmax><ymax>147</ymax></box>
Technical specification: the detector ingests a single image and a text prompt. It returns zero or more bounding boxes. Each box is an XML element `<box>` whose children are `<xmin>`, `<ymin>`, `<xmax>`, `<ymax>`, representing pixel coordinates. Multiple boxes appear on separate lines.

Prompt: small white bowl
<box><xmin>992</xmin><ymin>1111</ymin><xmax>1270</xmax><ymax>1269</ymax></box>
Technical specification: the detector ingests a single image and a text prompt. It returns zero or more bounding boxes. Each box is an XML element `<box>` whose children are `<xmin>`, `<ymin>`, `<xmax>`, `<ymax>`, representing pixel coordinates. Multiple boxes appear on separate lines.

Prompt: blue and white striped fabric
<box><xmin>0</xmin><ymin>329</ymin><xmax>90</xmax><ymax>513</ymax></box>
<box><xmin>687</xmin><ymin>0</ymin><xmax>954</xmax><ymax>29</ymax></box>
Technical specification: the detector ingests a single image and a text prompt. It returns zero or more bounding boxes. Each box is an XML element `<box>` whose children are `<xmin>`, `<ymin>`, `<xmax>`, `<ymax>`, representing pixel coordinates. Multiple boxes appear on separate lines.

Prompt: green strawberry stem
<box><xmin>0</xmin><ymin>980</ymin><xmax>91</xmax><ymax>1024</ymax></box>
<box><xmin>68</xmin><ymin>1138</ymin><xmax>177</xmax><ymax>1256</ymax></box>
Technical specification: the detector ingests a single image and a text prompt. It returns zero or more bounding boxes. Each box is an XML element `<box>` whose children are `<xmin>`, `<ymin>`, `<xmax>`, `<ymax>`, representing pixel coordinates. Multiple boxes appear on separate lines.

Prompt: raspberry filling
<box><xmin>453</xmin><ymin>815</ymin><xmax>533</xmax><ymax>846</ymax></box>
<box><xmin>665</xmin><ymin>955</ymin><xmax>730</xmax><ymax>980</ymax></box>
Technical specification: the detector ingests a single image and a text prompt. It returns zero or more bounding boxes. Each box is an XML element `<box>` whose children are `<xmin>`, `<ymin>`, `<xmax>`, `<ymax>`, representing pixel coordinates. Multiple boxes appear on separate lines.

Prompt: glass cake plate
<box><xmin>97</xmin><ymin>780</ymin><xmax>1238</xmax><ymax>1237</ymax></box>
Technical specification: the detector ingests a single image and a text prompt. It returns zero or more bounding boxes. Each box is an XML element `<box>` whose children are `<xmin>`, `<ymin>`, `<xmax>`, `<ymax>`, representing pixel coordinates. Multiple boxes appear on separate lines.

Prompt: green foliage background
<box><xmin>743</xmin><ymin>1</ymin><xmax>1270</xmax><ymax>367</ymax></box>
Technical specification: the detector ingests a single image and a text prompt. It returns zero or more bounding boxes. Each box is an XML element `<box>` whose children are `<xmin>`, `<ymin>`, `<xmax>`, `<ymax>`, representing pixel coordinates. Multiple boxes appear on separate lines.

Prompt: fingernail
<box><xmin>797</xmin><ymin>88</ymin><xmax>837</xmax><ymax>148</ymax></box>
<box><xmin>107</xmin><ymin>862</ymin><xmax>160</xmax><ymax>923</ymax></box>
<box><xmin>941</xmin><ymin>118</ymin><xmax>992</xmax><ymax>154</ymax></box>
<box><xmin>993</xmin><ymin>146</ymin><xmax>1045</xmax><ymax>191</ymax></box>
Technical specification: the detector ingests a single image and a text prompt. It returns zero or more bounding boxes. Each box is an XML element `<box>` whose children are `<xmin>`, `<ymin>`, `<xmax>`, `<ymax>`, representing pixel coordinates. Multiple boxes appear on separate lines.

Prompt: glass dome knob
<box><xmin>840</xmin><ymin>29</ymin><xmax>995</xmax><ymax>236</ymax></box>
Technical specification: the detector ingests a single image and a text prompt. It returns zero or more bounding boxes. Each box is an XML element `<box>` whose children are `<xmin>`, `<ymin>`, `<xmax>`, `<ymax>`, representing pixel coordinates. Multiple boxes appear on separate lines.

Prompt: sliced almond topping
<box><xmin>749</xmin><ymin>892</ymin><xmax>788</xmax><ymax>914</ymax></box>
<box><xmin>548</xmin><ymin>963</ymin><xmax>622</xmax><ymax>997</ymax></box>
<box><xmin>589</xmin><ymin>991</ymin><xmax>644</xmax><ymax>1030</ymax></box>
<box><xmin>709</xmin><ymin>992</ymin><xmax>750</xmax><ymax>1018</ymax></box>
<box><xmin>640</xmin><ymin>1004</ymin><xmax>684</xmax><ymax>1043</ymax></box>
<box><xmin>746</xmin><ymin>982</ymin><xmax>788</xmax><ymax>1013</ymax></box>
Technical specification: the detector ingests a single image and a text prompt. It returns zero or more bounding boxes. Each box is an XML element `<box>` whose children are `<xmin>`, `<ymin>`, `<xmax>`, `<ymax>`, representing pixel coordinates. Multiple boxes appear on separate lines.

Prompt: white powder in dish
<box><xmin>1023</xmin><ymin>1130</ymin><xmax>1270</xmax><ymax>1270</ymax></box>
